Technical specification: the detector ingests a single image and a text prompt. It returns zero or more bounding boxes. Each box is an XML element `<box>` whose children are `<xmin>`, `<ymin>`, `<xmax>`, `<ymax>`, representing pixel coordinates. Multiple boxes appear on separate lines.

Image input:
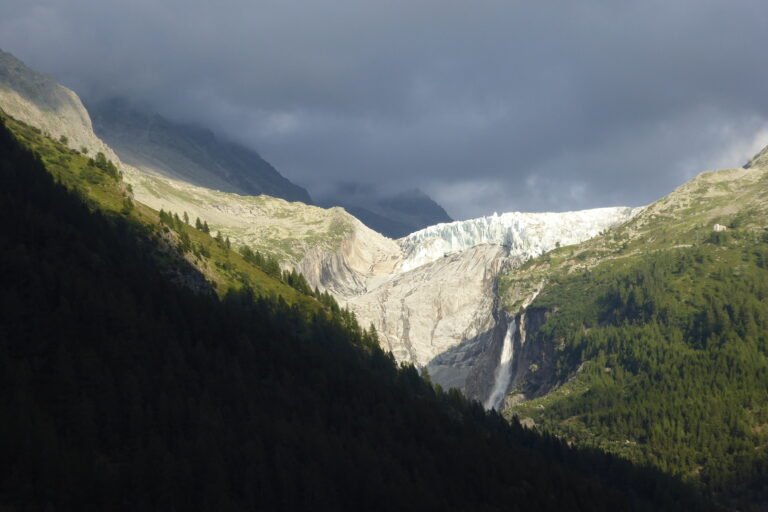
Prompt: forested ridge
<box><xmin>0</xmin><ymin>115</ymin><xmax>715</xmax><ymax>510</ymax></box>
<box><xmin>511</xmin><ymin>223</ymin><xmax>768</xmax><ymax>509</ymax></box>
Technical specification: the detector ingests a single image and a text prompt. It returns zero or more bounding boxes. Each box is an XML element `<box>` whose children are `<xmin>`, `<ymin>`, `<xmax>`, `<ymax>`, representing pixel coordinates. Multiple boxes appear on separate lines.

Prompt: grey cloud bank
<box><xmin>1</xmin><ymin>0</ymin><xmax>767</xmax><ymax>219</ymax></box>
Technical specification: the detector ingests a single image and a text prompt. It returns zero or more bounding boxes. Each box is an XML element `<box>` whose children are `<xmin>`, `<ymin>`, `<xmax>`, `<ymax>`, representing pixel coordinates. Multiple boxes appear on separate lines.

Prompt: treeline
<box><xmin>0</xmin><ymin>117</ymin><xmax>715</xmax><ymax>511</ymax></box>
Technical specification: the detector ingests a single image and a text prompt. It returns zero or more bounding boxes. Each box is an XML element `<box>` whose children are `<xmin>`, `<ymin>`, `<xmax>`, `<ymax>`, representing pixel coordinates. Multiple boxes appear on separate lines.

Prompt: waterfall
<box><xmin>484</xmin><ymin>288</ymin><xmax>541</xmax><ymax>411</ymax></box>
<box><xmin>484</xmin><ymin>317</ymin><xmax>517</xmax><ymax>410</ymax></box>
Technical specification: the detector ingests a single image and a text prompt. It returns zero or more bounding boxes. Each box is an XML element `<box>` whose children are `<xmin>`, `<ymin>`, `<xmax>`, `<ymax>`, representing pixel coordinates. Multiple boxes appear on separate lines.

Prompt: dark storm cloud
<box><xmin>2</xmin><ymin>0</ymin><xmax>767</xmax><ymax>219</ymax></box>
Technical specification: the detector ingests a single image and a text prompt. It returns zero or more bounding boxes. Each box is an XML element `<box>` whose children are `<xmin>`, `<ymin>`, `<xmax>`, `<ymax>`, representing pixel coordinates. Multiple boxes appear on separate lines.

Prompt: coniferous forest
<box><xmin>0</xmin><ymin>116</ymin><xmax>718</xmax><ymax>510</ymax></box>
<box><xmin>511</xmin><ymin>242</ymin><xmax>768</xmax><ymax>507</ymax></box>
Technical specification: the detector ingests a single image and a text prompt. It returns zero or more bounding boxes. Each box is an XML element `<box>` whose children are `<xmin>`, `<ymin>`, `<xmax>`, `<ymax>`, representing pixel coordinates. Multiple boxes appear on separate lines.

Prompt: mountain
<box><xmin>0</xmin><ymin>108</ymin><xmax>713</xmax><ymax>511</ymax></box>
<box><xmin>3</xmin><ymin>47</ymin><xmax>765</xmax><ymax>508</ymax></box>
<box><xmin>496</xmin><ymin>155</ymin><xmax>768</xmax><ymax>506</ymax></box>
<box><xmin>318</xmin><ymin>183</ymin><xmax>453</xmax><ymax>238</ymax></box>
<box><xmin>116</xmin><ymin>148</ymin><xmax>636</xmax><ymax>402</ymax></box>
<box><xmin>0</xmin><ymin>49</ymin><xmax>118</xmax><ymax>161</ymax></box>
<box><xmin>0</xmin><ymin>50</ymin><xmax>311</xmax><ymax>205</ymax></box>
<box><xmin>115</xmin><ymin>152</ymin><xmax>637</xmax><ymax>401</ymax></box>
<box><xmin>89</xmin><ymin>97</ymin><xmax>312</xmax><ymax>203</ymax></box>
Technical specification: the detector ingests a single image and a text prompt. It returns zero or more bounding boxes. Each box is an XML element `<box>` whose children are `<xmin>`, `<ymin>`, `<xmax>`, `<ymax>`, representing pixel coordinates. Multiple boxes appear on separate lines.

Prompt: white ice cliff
<box><xmin>398</xmin><ymin>207</ymin><xmax>640</xmax><ymax>272</ymax></box>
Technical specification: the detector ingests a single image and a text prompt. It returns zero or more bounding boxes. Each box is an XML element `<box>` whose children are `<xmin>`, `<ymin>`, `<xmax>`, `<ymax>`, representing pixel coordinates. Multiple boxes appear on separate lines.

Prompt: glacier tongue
<box><xmin>397</xmin><ymin>207</ymin><xmax>639</xmax><ymax>272</ymax></box>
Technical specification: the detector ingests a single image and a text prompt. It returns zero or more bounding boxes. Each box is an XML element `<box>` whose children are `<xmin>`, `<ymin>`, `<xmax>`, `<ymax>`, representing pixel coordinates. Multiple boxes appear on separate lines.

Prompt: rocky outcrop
<box><xmin>295</xmin><ymin>219</ymin><xmax>401</xmax><ymax>296</ymax></box>
<box><xmin>346</xmin><ymin>245</ymin><xmax>506</xmax><ymax>367</ymax></box>
<box><xmin>482</xmin><ymin>288</ymin><xmax>541</xmax><ymax>410</ymax></box>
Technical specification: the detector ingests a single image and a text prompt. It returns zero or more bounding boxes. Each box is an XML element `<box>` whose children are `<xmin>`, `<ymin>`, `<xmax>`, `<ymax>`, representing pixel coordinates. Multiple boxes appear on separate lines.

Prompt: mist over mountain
<box><xmin>317</xmin><ymin>182</ymin><xmax>452</xmax><ymax>238</ymax></box>
<box><xmin>88</xmin><ymin>97</ymin><xmax>312</xmax><ymax>203</ymax></box>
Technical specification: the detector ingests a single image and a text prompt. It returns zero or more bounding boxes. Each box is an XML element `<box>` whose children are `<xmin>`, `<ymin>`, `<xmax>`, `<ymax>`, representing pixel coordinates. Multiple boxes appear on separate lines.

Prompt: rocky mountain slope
<box><xmin>123</xmin><ymin>167</ymin><xmax>363</xmax><ymax>264</ymax></box>
<box><xmin>0</xmin><ymin>49</ymin><xmax>118</xmax><ymax>162</ymax></box>
<box><xmin>318</xmin><ymin>183</ymin><xmax>453</xmax><ymax>238</ymax></box>
<box><xmin>89</xmin><ymin>98</ymin><xmax>312</xmax><ymax>203</ymax></box>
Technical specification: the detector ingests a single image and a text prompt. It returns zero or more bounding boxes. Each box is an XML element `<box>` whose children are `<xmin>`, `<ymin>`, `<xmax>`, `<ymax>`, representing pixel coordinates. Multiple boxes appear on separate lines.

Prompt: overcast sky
<box><xmin>2</xmin><ymin>1</ymin><xmax>767</xmax><ymax>219</ymax></box>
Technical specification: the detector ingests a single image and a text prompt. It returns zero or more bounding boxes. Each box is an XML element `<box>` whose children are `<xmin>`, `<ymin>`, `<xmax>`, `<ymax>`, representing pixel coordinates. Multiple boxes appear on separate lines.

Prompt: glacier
<box><xmin>397</xmin><ymin>207</ymin><xmax>640</xmax><ymax>272</ymax></box>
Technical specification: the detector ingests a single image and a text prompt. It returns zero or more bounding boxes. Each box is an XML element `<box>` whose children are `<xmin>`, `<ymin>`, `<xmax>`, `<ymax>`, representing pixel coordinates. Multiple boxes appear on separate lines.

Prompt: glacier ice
<box><xmin>397</xmin><ymin>207</ymin><xmax>640</xmax><ymax>272</ymax></box>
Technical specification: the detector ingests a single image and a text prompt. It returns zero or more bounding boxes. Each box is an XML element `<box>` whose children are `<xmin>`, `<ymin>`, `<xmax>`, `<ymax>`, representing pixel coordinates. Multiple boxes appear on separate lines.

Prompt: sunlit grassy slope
<box><xmin>3</xmin><ymin>110</ymin><xmax>317</xmax><ymax>308</ymax></box>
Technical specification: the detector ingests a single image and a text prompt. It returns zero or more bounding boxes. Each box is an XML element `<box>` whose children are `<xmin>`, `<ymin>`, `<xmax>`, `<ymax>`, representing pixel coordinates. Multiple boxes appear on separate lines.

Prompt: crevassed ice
<box><xmin>397</xmin><ymin>207</ymin><xmax>640</xmax><ymax>272</ymax></box>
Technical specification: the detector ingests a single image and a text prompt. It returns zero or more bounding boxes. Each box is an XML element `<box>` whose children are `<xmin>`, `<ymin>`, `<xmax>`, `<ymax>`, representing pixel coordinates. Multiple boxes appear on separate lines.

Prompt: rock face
<box><xmin>349</xmin><ymin>245</ymin><xmax>506</xmax><ymax>364</ymax></box>
<box><xmin>484</xmin><ymin>287</ymin><xmax>541</xmax><ymax>410</ymax></box>
<box><xmin>294</xmin><ymin>216</ymin><xmax>402</xmax><ymax>297</ymax></box>
<box><xmin>0</xmin><ymin>49</ymin><xmax>119</xmax><ymax>162</ymax></box>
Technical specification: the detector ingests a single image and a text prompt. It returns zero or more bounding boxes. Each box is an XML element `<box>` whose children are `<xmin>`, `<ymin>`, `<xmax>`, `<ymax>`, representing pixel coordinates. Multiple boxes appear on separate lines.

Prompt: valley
<box><xmin>2</xmin><ymin>46</ymin><xmax>768</xmax><ymax>509</ymax></box>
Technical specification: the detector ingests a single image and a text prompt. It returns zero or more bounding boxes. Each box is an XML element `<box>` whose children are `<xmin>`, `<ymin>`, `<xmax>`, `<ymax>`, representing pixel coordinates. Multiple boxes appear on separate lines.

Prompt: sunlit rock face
<box><xmin>0</xmin><ymin>49</ymin><xmax>120</xmax><ymax>162</ymax></box>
